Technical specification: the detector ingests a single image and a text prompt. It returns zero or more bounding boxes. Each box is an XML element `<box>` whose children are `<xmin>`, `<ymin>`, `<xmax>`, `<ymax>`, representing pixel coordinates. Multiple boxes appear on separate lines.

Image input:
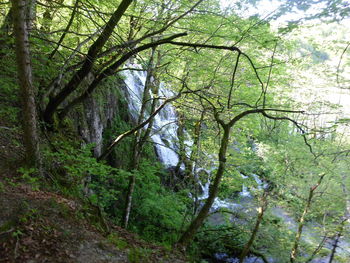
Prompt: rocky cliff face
<box><xmin>71</xmin><ymin>75</ymin><xmax>131</xmax><ymax>158</ymax></box>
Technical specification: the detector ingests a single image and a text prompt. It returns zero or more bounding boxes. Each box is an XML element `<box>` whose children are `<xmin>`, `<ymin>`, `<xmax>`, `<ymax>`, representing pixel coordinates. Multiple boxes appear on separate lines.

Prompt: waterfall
<box><xmin>240</xmin><ymin>185</ymin><xmax>251</xmax><ymax>197</ymax></box>
<box><xmin>122</xmin><ymin>65</ymin><xmax>179</xmax><ymax>167</ymax></box>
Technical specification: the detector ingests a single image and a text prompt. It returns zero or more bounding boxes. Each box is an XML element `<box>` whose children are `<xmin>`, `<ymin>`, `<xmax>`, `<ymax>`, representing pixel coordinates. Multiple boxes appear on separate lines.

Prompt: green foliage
<box><xmin>128</xmin><ymin>247</ymin><xmax>152</xmax><ymax>263</ymax></box>
<box><xmin>2</xmin><ymin>0</ymin><xmax>350</xmax><ymax>261</ymax></box>
<box><xmin>190</xmin><ymin>223</ymin><xmax>249</xmax><ymax>260</ymax></box>
<box><xmin>44</xmin><ymin>142</ymin><xmax>117</xmax><ymax>196</ymax></box>
<box><xmin>128</xmin><ymin>161</ymin><xmax>188</xmax><ymax>244</ymax></box>
<box><xmin>43</xmin><ymin>139</ymin><xmax>186</xmax><ymax>245</ymax></box>
<box><xmin>18</xmin><ymin>167</ymin><xmax>41</xmax><ymax>191</ymax></box>
<box><xmin>88</xmin><ymin>167</ymin><xmax>129</xmax><ymax>217</ymax></box>
<box><xmin>107</xmin><ymin>233</ymin><xmax>128</xmax><ymax>249</ymax></box>
<box><xmin>102</xmin><ymin>113</ymin><xmax>133</xmax><ymax>169</ymax></box>
<box><xmin>12</xmin><ymin>229</ymin><xmax>24</xmax><ymax>239</ymax></box>
<box><xmin>255</xmin><ymin>212</ymin><xmax>295</xmax><ymax>260</ymax></box>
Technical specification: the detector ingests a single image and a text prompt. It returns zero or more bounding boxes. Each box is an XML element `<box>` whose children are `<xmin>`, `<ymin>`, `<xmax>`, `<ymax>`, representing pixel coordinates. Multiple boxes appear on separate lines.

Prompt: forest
<box><xmin>0</xmin><ymin>0</ymin><xmax>350</xmax><ymax>262</ymax></box>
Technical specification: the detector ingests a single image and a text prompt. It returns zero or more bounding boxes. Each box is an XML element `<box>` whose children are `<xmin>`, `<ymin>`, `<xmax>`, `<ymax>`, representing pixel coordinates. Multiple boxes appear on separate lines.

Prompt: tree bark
<box><xmin>25</xmin><ymin>0</ymin><xmax>36</xmax><ymax>31</ymax></box>
<box><xmin>176</xmin><ymin>113</ymin><xmax>192</xmax><ymax>174</ymax></box>
<box><xmin>12</xmin><ymin>0</ymin><xmax>41</xmax><ymax>169</ymax></box>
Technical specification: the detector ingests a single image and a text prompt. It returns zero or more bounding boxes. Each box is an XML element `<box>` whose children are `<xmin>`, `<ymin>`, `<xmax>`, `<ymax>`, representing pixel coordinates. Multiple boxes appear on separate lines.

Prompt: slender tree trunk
<box><xmin>191</xmin><ymin>110</ymin><xmax>205</xmax><ymax>215</ymax></box>
<box><xmin>12</xmin><ymin>0</ymin><xmax>41</xmax><ymax>169</ymax></box>
<box><xmin>48</xmin><ymin>0</ymin><xmax>80</xmax><ymax>59</ymax></box>
<box><xmin>176</xmin><ymin>113</ymin><xmax>193</xmax><ymax>176</ymax></box>
<box><xmin>328</xmin><ymin>173</ymin><xmax>350</xmax><ymax>263</ymax></box>
<box><xmin>177</xmin><ymin>125</ymin><xmax>230</xmax><ymax>248</ymax></box>
<box><xmin>239</xmin><ymin>192</ymin><xmax>268</xmax><ymax>262</ymax></box>
<box><xmin>123</xmin><ymin>174</ymin><xmax>136</xmax><ymax>228</ymax></box>
<box><xmin>123</xmin><ymin>48</ymin><xmax>156</xmax><ymax>228</ymax></box>
<box><xmin>305</xmin><ymin>235</ymin><xmax>327</xmax><ymax>263</ymax></box>
<box><xmin>176</xmin><ymin>113</ymin><xmax>186</xmax><ymax>170</ymax></box>
<box><xmin>341</xmin><ymin>173</ymin><xmax>350</xmax><ymax>223</ymax></box>
<box><xmin>328</xmin><ymin>224</ymin><xmax>343</xmax><ymax>263</ymax></box>
<box><xmin>290</xmin><ymin>174</ymin><xmax>325</xmax><ymax>263</ymax></box>
<box><xmin>140</xmin><ymin>74</ymin><xmax>160</xmax><ymax>142</ymax></box>
<box><xmin>137</xmin><ymin>49</ymin><xmax>162</xmax><ymax>146</ymax></box>
<box><xmin>190</xmin><ymin>110</ymin><xmax>205</xmax><ymax>166</ymax></box>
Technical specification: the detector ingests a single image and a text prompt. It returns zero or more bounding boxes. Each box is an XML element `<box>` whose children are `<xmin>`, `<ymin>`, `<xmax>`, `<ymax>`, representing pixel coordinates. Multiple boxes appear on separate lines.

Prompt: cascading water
<box><xmin>121</xmin><ymin>66</ymin><xmax>350</xmax><ymax>263</ymax></box>
<box><xmin>122</xmin><ymin>65</ymin><xmax>179</xmax><ymax>167</ymax></box>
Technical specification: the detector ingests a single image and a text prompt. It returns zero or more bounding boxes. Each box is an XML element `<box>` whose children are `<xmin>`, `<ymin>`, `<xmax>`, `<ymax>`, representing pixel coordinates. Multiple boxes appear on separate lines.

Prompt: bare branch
<box><xmin>228</xmin><ymin>53</ymin><xmax>241</xmax><ymax>109</ymax></box>
<box><xmin>48</xmin><ymin>0</ymin><xmax>80</xmax><ymax>59</ymax></box>
<box><xmin>336</xmin><ymin>42</ymin><xmax>350</xmax><ymax>87</ymax></box>
<box><xmin>263</xmin><ymin>40</ymin><xmax>278</xmax><ymax>107</ymax></box>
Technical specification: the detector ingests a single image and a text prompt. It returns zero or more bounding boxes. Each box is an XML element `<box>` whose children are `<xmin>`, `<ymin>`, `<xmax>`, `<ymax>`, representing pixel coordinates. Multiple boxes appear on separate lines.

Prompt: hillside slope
<box><xmin>0</xmin><ymin>175</ymin><xmax>186</xmax><ymax>263</ymax></box>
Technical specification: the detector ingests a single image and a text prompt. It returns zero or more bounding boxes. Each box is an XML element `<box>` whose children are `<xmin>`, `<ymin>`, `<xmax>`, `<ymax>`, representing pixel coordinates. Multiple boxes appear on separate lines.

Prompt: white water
<box><xmin>122</xmin><ymin>65</ymin><xmax>179</xmax><ymax>167</ymax></box>
<box><xmin>197</xmin><ymin>172</ymin><xmax>243</xmax><ymax>211</ymax></box>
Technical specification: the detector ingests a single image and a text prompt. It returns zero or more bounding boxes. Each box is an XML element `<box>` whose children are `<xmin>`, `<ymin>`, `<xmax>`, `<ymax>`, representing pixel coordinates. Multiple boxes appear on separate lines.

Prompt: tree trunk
<box><xmin>177</xmin><ymin>125</ymin><xmax>230</xmax><ymax>248</ymax></box>
<box><xmin>140</xmin><ymin>60</ymin><xmax>160</xmax><ymax>144</ymax></box>
<box><xmin>190</xmin><ymin>110</ymin><xmax>205</xmax><ymax>167</ymax></box>
<box><xmin>12</xmin><ymin>0</ymin><xmax>41</xmax><ymax>170</ymax></box>
<box><xmin>341</xmin><ymin>172</ymin><xmax>350</xmax><ymax>223</ymax></box>
<box><xmin>190</xmin><ymin>110</ymin><xmax>205</xmax><ymax>213</ymax></box>
<box><xmin>176</xmin><ymin>112</ymin><xmax>193</xmax><ymax>178</ymax></box>
<box><xmin>290</xmin><ymin>174</ymin><xmax>325</xmax><ymax>263</ymax></box>
<box><xmin>123</xmin><ymin>48</ymin><xmax>156</xmax><ymax>228</ymax></box>
<box><xmin>239</xmin><ymin>191</ymin><xmax>268</xmax><ymax>262</ymax></box>
<box><xmin>328</xmin><ymin>224</ymin><xmax>343</xmax><ymax>263</ymax></box>
<box><xmin>123</xmin><ymin>174</ymin><xmax>136</xmax><ymax>228</ymax></box>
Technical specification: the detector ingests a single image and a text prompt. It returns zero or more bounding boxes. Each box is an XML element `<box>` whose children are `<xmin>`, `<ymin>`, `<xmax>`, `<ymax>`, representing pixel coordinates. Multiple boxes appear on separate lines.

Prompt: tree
<box><xmin>40</xmin><ymin>0</ymin><xmax>206</xmax><ymax>126</ymax></box>
<box><xmin>123</xmin><ymin>47</ymin><xmax>158</xmax><ymax>228</ymax></box>
<box><xmin>239</xmin><ymin>190</ymin><xmax>269</xmax><ymax>262</ymax></box>
<box><xmin>290</xmin><ymin>174</ymin><xmax>326</xmax><ymax>263</ymax></box>
<box><xmin>12</xmin><ymin>0</ymin><xmax>41</xmax><ymax>170</ymax></box>
<box><xmin>42</xmin><ymin>0</ymin><xmax>134</xmax><ymax>126</ymax></box>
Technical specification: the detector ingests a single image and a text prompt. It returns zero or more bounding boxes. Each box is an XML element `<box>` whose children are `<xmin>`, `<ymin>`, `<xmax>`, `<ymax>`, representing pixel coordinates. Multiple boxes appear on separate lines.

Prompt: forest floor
<box><xmin>0</xmin><ymin>171</ymin><xmax>186</xmax><ymax>263</ymax></box>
